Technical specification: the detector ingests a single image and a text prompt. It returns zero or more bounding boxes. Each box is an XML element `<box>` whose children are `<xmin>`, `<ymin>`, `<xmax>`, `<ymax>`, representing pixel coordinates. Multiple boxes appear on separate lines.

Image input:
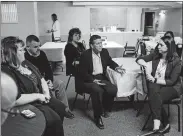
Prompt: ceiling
<box><xmin>73</xmin><ymin>1</ymin><xmax>182</xmax><ymax>9</ymax></box>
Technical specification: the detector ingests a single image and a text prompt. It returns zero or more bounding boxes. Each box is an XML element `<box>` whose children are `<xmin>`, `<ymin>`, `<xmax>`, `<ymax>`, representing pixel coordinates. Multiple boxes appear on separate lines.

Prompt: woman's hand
<box><xmin>37</xmin><ymin>94</ymin><xmax>47</xmax><ymax>103</ymax></box>
<box><xmin>47</xmin><ymin>80</ymin><xmax>54</xmax><ymax>90</ymax></box>
<box><xmin>146</xmin><ymin>74</ymin><xmax>155</xmax><ymax>83</ymax></box>
<box><xmin>44</xmin><ymin>93</ymin><xmax>51</xmax><ymax>103</ymax></box>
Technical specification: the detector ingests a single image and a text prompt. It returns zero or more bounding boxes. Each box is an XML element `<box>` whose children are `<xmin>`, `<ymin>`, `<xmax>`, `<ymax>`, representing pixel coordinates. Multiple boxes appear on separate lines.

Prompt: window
<box><xmin>1</xmin><ymin>3</ymin><xmax>18</xmax><ymax>23</ymax></box>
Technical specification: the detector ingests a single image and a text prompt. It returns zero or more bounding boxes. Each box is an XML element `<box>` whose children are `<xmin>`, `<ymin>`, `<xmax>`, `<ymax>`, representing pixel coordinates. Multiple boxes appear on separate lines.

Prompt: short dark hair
<box><xmin>51</xmin><ymin>13</ymin><xmax>57</xmax><ymax>21</ymax></box>
<box><xmin>67</xmin><ymin>28</ymin><xmax>81</xmax><ymax>43</ymax></box>
<box><xmin>1</xmin><ymin>36</ymin><xmax>24</xmax><ymax>68</ymax></box>
<box><xmin>164</xmin><ymin>31</ymin><xmax>174</xmax><ymax>39</ymax></box>
<box><xmin>89</xmin><ymin>35</ymin><xmax>101</xmax><ymax>45</ymax></box>
<box><xmin>26</xmin><ymin>35</ymin><xmax>40</xmax><ymax>44</ymax></box>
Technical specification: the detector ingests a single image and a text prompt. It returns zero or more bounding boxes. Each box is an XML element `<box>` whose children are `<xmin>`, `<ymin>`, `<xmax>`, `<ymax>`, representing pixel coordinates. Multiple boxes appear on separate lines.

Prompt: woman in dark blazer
<box><xmin>64</xmin><ymin>28</ymin><xmax>86</xmax><ymax>76</ymax></box>
<box><xmin>136</xmin><ymin>36</ymin><xmax>182</xmax><ymax>134</ymax></box>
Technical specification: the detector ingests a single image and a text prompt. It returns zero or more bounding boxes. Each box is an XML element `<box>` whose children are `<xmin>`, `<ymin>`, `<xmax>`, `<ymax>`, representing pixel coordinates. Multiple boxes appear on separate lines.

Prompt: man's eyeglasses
<box><xmin>1</xmin><ymin>108</ymin><xmax>20</xmax><ymax>117</ymax></box>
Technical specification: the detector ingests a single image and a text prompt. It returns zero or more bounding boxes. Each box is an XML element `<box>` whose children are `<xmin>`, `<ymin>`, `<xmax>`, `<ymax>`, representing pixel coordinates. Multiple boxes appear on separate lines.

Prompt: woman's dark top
<box><xmin>136</xmin><ymin>52</ymin><xmax>182</xmax><ymax>96</ymax></box>
<box><xmin>64</xmin><ymin>42</ymin><xmax>85</xmax><ymax>76</ymax></box>
<box><xmin>2</xmin><ymin>60</ymin><xmax>43</xmax><ymax>100</ymax></box>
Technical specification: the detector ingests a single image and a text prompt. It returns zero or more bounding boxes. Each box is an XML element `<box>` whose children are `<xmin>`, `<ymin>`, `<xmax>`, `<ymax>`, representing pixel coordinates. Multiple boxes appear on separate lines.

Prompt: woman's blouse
<box><xmin>155</xmin><ymin>59</ymin><xmax>167</xmax><ymax>80</ymax></box>
<box><xmin>21</xmin><ymin>66</ymin><xmax>40</xmax><ymax>93</ymax></box>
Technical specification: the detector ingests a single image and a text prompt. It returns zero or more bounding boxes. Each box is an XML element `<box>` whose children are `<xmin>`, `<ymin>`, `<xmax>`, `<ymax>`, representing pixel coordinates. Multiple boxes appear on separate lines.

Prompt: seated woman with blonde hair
<box><xmin>1</xmin><ymin>36</ymin><xmax>66</xmax><ymax>136</ymax></box>
<box><xmin>136</xmin><ymin>36</ymin><xmax>182</xmax><ymax>135</ymax></box>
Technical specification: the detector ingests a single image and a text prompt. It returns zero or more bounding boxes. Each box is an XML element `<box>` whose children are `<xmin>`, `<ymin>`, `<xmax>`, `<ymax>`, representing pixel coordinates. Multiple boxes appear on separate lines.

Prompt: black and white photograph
<box><xmin>1</xmin><ymin>1</ymin><xmax>183</xmax><ymax>136</ymax></box>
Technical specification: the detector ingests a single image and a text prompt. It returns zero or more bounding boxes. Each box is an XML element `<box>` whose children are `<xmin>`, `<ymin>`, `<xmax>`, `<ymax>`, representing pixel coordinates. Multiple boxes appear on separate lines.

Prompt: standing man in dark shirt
<box><xmin>25</xmin><ymin>35</ymin><xmax>74</xmax><ymax>119</ymax></box>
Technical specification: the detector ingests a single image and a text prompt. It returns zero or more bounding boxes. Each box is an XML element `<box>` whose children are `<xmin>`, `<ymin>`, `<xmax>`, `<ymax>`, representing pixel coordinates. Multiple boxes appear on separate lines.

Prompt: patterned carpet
<box><xmin>54</xmin><ymin>69</ymin><xmax>182</xmax><ymax>136</ymax></box>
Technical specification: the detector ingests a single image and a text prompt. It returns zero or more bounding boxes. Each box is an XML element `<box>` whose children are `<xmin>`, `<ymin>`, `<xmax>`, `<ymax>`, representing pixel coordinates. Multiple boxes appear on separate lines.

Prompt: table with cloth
<box><xmin>40</xmin><ymin>42</ymin><xmax>66</xmax><ymax>63</ymax></box>
<box><xmin>106</xmin><ymin>57</ymin><xmax>143</xmax><ymax>98</ymax></box>
<box><xmin>40</xmin><ymin>42</ymin><xmax>67</xmax><ymax>74</ymax></box>
<box><xmin>103</xmin><ymin>41</ymin><xmax>125</xmax><ymax>58</ymax></box>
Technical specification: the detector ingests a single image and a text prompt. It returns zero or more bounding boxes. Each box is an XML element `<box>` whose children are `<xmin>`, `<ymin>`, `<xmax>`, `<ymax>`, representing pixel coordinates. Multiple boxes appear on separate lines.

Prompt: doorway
<box><xmin>144</xmin><ymin>12</ymin><xmax>155</xmax><ymax>36</ymax></box>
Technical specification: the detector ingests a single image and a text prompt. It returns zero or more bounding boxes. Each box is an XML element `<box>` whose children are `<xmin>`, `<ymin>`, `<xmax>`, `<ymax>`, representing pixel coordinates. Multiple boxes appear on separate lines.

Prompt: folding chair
<box><xmin>71</xmin><ymin>92</ymin><xmax>91</xmax><ymax>111</ymax></box>
<box><xmin>123</xmin><ymin>39</ymin><xmax>141</xmax><ymax>57</ymax></box>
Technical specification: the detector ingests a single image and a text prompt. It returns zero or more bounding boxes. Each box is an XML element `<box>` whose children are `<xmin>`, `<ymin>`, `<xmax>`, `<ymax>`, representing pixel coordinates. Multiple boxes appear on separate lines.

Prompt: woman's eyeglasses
<box><xmin>1</xmin><ymin>108</ymin><xmax>20</xmax><ymax>117</ymax></box>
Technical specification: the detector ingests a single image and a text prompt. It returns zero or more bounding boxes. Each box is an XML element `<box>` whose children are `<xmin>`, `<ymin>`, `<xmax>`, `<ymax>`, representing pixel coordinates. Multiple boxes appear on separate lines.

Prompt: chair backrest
<box><xmin>134</xmin><ymin>39</ymin><xmax>141</xmax><ymax>57</ymax></box>
<box><xmin>139</xmin><ymin>41</ymin><xmax>147</xmax><ymax>56</ymax></box>
<box><xmin>140</xmin><ymin>66</ymin><xmax>149</xmax><ymax>94</ymax></box>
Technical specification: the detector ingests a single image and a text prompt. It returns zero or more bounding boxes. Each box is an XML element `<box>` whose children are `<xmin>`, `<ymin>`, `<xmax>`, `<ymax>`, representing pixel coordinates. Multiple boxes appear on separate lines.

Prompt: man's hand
<box><xmin>47</xmin><ymin>80</ymin><xmax>54</xmax><ymax>90</ymax></box>
<box><xmin>72</xmin><ymin>61</ymin><xmax>79</xmax><ymax>66</ymax></box>
<box><xmin>46</xmin><ymin>30</ymin><xmax>51</xmax><ymax>33</ymax></box>
<box><xmin>93</xmin><ymin>79</ymin><xmax>106</xmax><ymax>86</ymax></box>
<box><xmin>115</xmin><ymin>65</ymin><xmax>126</xmax><ymax>76</ymax></box>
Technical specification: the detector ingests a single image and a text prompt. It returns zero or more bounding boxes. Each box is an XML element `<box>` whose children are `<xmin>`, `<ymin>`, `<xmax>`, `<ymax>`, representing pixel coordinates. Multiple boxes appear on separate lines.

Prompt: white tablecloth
<box><xmin>106</xmin><ymin>58</ymin><xmax>143</xmax><ymax>97</ymax></box>
<box><xmin>40</xmin><ymin>42</ymin><xmax>66</xmax><ymax>63</ymax></box>
<box><xmin>103</xmin><ymin>41</ymin><xmax>124</xmax><ymax>58</ymax></box>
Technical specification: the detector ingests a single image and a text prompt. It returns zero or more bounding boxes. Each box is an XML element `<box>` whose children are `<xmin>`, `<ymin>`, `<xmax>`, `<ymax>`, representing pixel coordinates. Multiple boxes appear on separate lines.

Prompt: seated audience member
<box><xmin>1</xmin><ymin>36</ymin><xmax>66</xmax><ymax>136</ymax></box>
<box><xmin>25</xmin><ymin>35</ymin><xmax>74</xmax><ymax>119</ymax></box>
<box><xmin>64</xmin><ymin>27</ymin><xmax>86</xmax><ymax>77</ymax></box>
<box><xmin>164</xmin><ymin>31</ymin><xmax>182</xmax><ymax>57</ymax></box>
<box><xmin>136</xmin><ymin>36</ymin><xmax>182</xmax><ymax>134</ymax></box>
<box><xmin>1</xmin><ymin>72</ymin><xmax>18</xmax><ymax>125</ymax></box>
<box><xmin>78</xmin><ymin>35</ymin><xmax>125</xmax><ymax>129</ymax></box>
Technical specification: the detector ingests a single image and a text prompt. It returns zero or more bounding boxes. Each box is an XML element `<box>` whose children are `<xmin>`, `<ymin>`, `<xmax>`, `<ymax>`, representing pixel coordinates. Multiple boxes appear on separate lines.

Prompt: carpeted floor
<box><xmin>53</xmin><ymin>68</ymin><xmax>182</xmax><ymax>136</ymax></box>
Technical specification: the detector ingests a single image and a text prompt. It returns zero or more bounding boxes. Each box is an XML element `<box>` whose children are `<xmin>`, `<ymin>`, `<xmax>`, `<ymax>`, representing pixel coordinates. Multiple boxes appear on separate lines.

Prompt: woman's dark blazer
<box><xmin>64</xmin><ymin>42</ymin><xmax>85</xmax><ymax>76</ymax></box>
<box><xmin>136</xmin><ymin>52</ymin><xmax>182</xmax><ymax>96</ymax></box>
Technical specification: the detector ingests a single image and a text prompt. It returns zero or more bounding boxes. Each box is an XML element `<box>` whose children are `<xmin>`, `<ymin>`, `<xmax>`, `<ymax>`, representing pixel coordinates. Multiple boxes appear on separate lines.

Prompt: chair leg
<box><xmin>71</xmin><ymin>93</ymin><xmax>78</xmax><ymax>111</ymax></box>
<box><xmin>65</xmin><ymin>75</ymin><xmax>71</xmax><ymax>91</ymax></box>
<box><xmin>177</xmin><ymin>104</ymin><xmax>181</xmax><ymax>132</ymax></box>
<box><xmin>86</xmin><ymin>95</ymin><xmax>91</xmax><ymax>109</ymax></box>
<box><xmin>142</xmin><ymin>113</ymin><xmax>152</xmax><ymax>131</ymax></box>
<box><xmin>136</xmin><ymin>95</ymin><xmax>148</xmax><ymax>117</ymax></box>
<box><xmin>167</xmin><ymin>104</ymin><xmax>170</xmax><ymax>118</ymax></box>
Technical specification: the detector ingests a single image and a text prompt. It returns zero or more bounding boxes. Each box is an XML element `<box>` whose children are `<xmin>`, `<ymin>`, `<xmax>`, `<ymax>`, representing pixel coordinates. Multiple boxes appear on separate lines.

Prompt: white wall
<box><xmin>90</xmin><ymin>8</ymin><xmax>127</xmax><ymax>28</ymax></box>
<box><xmin>1</xmin><ymin>2</ymin><xmax>37</xmax><ymax>41</ymax></box>
<box><xmin>37</xmin><ymin>2</ymin><xmax>90</xmax><ymax>47</ymax></box>
<box><xmin>158</xmin><ymin>8</ymin><xmax>182</xmax><ymax>36</ymax></box>
<box><xmin>126</xmin><ymin>8</ymin><xmax>142</xmax><ymax>32</ymax></box>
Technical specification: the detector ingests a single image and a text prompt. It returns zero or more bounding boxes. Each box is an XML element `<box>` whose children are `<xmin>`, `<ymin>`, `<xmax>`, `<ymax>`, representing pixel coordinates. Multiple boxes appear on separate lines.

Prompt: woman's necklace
<box><xmin>17</xmin><ymin>65</ymin><xmax>32</xmax><ymax>76</ymax></box>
